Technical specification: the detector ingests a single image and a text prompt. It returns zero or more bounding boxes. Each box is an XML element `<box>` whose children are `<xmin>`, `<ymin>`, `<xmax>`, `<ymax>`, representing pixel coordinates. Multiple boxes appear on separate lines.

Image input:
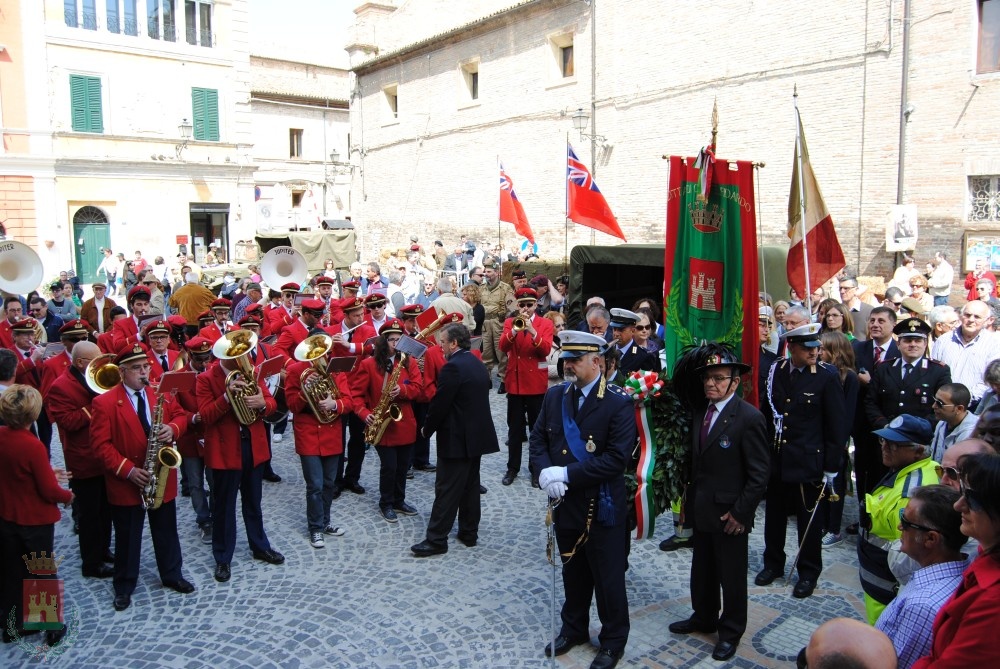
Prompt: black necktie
<box><xmin>250</xmin><ymin>349</ymin><xmax>257</xmax><ymax>363</ymax></box>
<box><xmin>160</xmin><ymin>355</ymin><xmax>169</xmax><ymax>372</ymax></box>
<box><xmin>902</xmin><ymin>362</ymin><xmax>913</xmax><ymax>380</ymax></box>
<box><xmin>135</xmin><ymin>390</ymin><xmax>151</xmax><ymax>437</ymax></box>
<box><xmin>23</xmin><ymin>350</ymin><xmax>29</xmax><ymax>358</ymax></box>
<box><xmin>791</xmin><ymin>368</ymin><xmax>802</xmax><ymax>385</ymax></box>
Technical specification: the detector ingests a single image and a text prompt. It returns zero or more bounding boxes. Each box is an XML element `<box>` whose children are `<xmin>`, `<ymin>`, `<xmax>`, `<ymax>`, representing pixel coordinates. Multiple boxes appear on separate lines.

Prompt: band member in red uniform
<box><xmin>176</xmin><ymin>336</ymin><xmax>214</xmax><ymax>544</ymax></box>
<box><xmin>197</xmin><ymin>330</ymin><xmax>284</xmax><ymax>584</ymax></box>
<box><xmin>314</xmin><ymin>275</ymin><xmax>338</xmax><ymax>326</ymax></box>
<box><xmin>275</xmin><ymin>298</ymin><xmax>324</xmax><ymax>361</ymax></box>
<box><xmin>243</xmin><ymin>303</ymin><xmax>271</xmax><ymax>338</ymax></box>
<box><xmin>198</xmin><ymin>298</ymin><xmax>234</xmax><ymax>344</ymax></box>
<box><xmin>167</xmin><ymin>314</ymin><xmax>190</xmax><ymax>351</ymax></box>
<box><xmin>96</xmin><ymin>306</ymin><xmax>128</xmax><ymax>353</ymax></box>
<box><xmin>285</xmin><ymin>333</ymin><xmax>353</xmax><ymax>548</ymax></box>
<box><xmin>0</xmin><ymin>296</ymin><xmax>22</xmax><ymax>350</ymax></box>
<box><xmin>351</xmin><ymin>319</ymin><xmax>424</xmax><ymax>523</ymax></box>
<box><xmin>240</xmin><ymin>311</ymin><xmax>285</xmax><ymax>482</ymax></box>
<box><xmin>40</xmin><ymin>319</ymin><xmax>90</xmax><ymax>396</ymax></box>
<box><xmin>144</xmin><ymin>320</ymin><xmax>181</xmax><ymax>384</ymax></box>
<box><xmin>264</xmin><ymin>283</ymin><xmax>298</xmax><ymax>335</ymax></box>
<box><xmin>331</xmin><ymin>296</ymin><xmax>377</xmax><ymax>494</ymax></box>
<box><xmin>91</xmin><ymin>343</ymin><xmax>194</xmax><ymax>611</ymax></box>
<box><xmin>400</xmin><ymin>304</ymin><xmax>435</xmax><ymax>475</ymax></box>
<box><xmin>498</xmin><ymin>287</ymin><xmax>554</xmax><ymax>487</ymax></box>
<box><xmin>11</xmin><ymin>318</ymin><xmax>54</xmax><ymax>450</ymax></box>
<box><xmin>364</xmin><ymin>293</ymin><xmax>389</xmax><ymax>333</ymax></box>
<box><xmin>110</xmin><ymin>286</ymin><xmax>152</xmax><ymax>351</ymax></box>
<box><xmin>48</xmin><ymin>341</ymin><xmax>114</xmax><ymax>578</ymax></box>
<box><xmin>0</xmin><ymin>385</ymin><xmax>73</xmax><ymax>645</ymax></box>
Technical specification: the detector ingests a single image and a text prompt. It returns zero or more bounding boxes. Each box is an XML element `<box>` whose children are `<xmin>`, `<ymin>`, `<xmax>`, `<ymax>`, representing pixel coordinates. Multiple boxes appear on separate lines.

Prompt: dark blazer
<box><xmin>617</xmin><ymin>341</ymin><xmax>659</xmax><ymax>374</ymax></box>
<box><xmin>762</xmin><ymin>359</ymin><xmax>848</xmax><ymax>482</ymax></box>
<box><xmin>865</xmin><ymin>356</ymin><xmax>951</xmax><ymax>428</ymax></box>
<box><xmin>687</xmin><ymin>396</ymin><xmax>769</xmax><ymax>532</ymax></box>
<box><xmin>852</xmin><ymin>338</ymin><xmax>899</xmax><ymax>376</ymax></box>
<box><xmin>423</xmin><ymin>348</ymin><xmax>499</xmax><ymax>459</ymax></box>
<box><xmin>529</xmin><ymin>380</ymin><xmax>636</xmax><ymax>530</ymax></box>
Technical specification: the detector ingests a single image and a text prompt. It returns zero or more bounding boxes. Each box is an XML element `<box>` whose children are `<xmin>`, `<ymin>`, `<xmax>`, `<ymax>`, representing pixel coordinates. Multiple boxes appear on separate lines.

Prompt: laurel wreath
<box><xmin>5</xmin><ymin>603</ymin><xmax>80</xmax><ymax>661</ymax></box>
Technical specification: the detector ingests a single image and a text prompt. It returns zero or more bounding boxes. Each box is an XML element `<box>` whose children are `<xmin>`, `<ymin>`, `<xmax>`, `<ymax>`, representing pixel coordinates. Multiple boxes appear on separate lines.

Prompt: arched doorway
<box><xmin>72</xmin><ymin>205</ymin><xmax>111</xmax><ymax>284</ymax></box>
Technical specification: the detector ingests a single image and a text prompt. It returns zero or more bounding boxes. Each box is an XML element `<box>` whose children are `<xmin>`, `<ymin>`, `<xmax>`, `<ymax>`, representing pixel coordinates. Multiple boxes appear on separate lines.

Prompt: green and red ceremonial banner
<box><xmin>663</xmin><ymin>155</ymin><xmax>759</xmax><ymax>404</ymax></box>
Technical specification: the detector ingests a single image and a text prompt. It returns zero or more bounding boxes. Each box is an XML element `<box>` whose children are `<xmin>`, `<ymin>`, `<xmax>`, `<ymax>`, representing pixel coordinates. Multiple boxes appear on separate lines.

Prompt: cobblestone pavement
<box><xmin>4</xmin><ymin>383</ymin><xmax>865</xmax><ymax>668</ymax></box>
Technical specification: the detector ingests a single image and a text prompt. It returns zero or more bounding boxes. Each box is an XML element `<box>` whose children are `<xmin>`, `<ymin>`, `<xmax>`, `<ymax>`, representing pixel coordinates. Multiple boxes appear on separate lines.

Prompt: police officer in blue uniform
<box><xmin>756</xmin><ymin>323</ymin><xmax>849</xmax><ymax>598</ymax></box>
<box><xmin>609</xmin><ymin>308</ymin><xmax>659</xmax><ymax>375</ymax></box>
<box><xmin>529</xmin><ymin>331</ymin><xmax>636</xmax><ymax>669</ymax></box>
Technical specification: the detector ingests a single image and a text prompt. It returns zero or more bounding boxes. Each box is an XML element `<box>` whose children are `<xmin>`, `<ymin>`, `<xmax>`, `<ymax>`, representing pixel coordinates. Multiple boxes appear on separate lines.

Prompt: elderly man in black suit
<box><xmin>411</xmin><ymin>324</ymin><xmax>499</xmax><ymax>556</ymax></box>
<box><xmin>530</xmin><ymin>330</ymin><xmax>636</xmax><ymax>669</ymax></box>
<box><xmin>668</xmin><ymin>347</ymin><xmax>770</xmax><ymax>661</ymax></box>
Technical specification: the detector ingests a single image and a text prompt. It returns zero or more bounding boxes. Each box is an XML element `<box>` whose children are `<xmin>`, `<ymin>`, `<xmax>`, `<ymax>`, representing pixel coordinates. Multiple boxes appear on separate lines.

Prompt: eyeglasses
<box><xmin>892</xmin><ymin>301</ymin><xmax>903</xmax><ymax>307</ymax></box>
<box><xmin>702</xmin><ymin>374</ymin><xmax>734</xmax><ymax>385</ymax></box>
<box><xmin>636</xmin><ymin>325</ymin><xmax>652</xmax><ymax>331</ymax></box>
<box><xmin>125</xmin><ymin>363</ymin><xmax>152</xmax><ymax>372</ymax></box>
<box><xmin>934</xmin><ymin>464</ymin><xmax>961</xmax><ymax>481</ymax></box>
<box><xmin>932</xmin><ymin>398</ymin><xmax>955</xmax><ymax>408</ymax></box>
<box><xmin>898</xmin><ymin>508</ymin><xmax>937</xmax><ymax>533</ymax></box>
<box><xmin>959</xmin><ymin>479</ymin><xmax>985</xmax><ymax>513</ymax></box>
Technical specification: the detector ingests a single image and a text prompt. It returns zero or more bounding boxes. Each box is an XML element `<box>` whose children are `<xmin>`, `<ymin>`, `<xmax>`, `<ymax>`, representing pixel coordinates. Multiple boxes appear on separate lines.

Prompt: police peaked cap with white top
<box><xmin>609</xmin><ymin>308</ymin><xmax>640</xmax><ymax>328</ymax></box>
<box><xmin>781</xmin><ymin>322</ymin><xmax>822</xmax><ymax>348</ymax></box>
<box><xmin>558</xmin><ymin>331</ymin><xmax>608</xmax><ymax>359</ymax></box>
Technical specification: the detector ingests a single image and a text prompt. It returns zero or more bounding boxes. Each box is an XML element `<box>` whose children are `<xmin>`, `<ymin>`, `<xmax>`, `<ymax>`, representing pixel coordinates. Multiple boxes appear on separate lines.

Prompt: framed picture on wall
<box><xmin>962</xmin><ymin>231</ymin><xmax>1000</xmax><ymax>272</ymax></box>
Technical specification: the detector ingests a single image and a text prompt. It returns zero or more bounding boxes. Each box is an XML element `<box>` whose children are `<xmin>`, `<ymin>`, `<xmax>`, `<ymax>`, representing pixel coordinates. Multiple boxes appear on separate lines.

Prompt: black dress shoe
<box><xmin>214</xmin><ymin>563</ymin><xmax>231</xmax><ymax>582</ymax></box>
<box><xmin>103</xmin><ymin>550</ymin><xmax>115</xmax><ymax>563</ymax></box>
<box><xmin>113</xmin><ymin>593</ymin><xmax>131</xmax><ymax>611</ymax></box>
<box><xmin>410</xmin><ymin>540</ymin><xmax>448</xmax><ymax>557</ymax></box>
<box><xmin>456</xmin><ymin>534</ymin><xmax>477</xmax><ymax>547</ymax></box>
<box><xmin>531</xmin><ymin>475</ymin><xmax>540</xmax><ymax>488</ymax></box>
<box><xmin>845</xmin><ymin>522</ymin><xmax>860</xmax><ymax>535</ymax></box>
<box><xmin>544</xmin><ymin>634</ymin><xmax>587</xmax><ymax>657</ymax></box>
<box><xmin>163</xmin><ymin>578</ymin><xmax>195</xmax><ymax>594</ymax></box>
<box><xmin>406</xmin><ymin>467</ymin><xmax>415</xmax><ymax>480</ymax></box>
<box><xmin>82</xmin><ymin>564</ymin><xmax>115</xmax><ymax>579</ymax></box>
<box><xmin>479</xmin><ymin>484</ymin><xmax>488</xmax><ymax>495</ymax></box>
<box><xmin>393</xmin><ymin>502</ymin><xmax>418</xmax><ymax>516</ymax></box>
<box><xmin>658</xmin><ymin>535</ymin><xmax>691</xmax><ymax>551</ymax></box>
<box><xmin>263</xmin><ymin>472</ymin><xmax>282</xmax><ymax>483</ymax></box>
<box><xmin>590</xmin><ymin>647</ymin><xmax>624</xmax><ymax>669</ymax></box>
<box><xmin>415</xmin><ymin>463</ymin><xmax>436</xmax><ymax>472</ymax></box>
<box><xmin>755</xmin><ymin>567</ymin><xmax>780</xmax><ymax>586</ymax></box>
<box><xmin>252</xmin><ymin>549</ymin><xmax>285</xmax><ymax>565</ymax></box>
<box><xmin>793</xmin><ymin>579</ymin><xmax>816</xmax><ymax>598</ymax></box>
<box><xmin>502</xmin><ymin>472</ymin><xmax>516</xmax><ymax>486</ymax></box>
<box><xmin>345</xmin><ymin>482</ymin><xmax>366</xmax><ymax>495</ymax></box>
<box><xmin>497</xmin><ymin>382</ymin><xmax>506</xmax><ymax>395</ymax></box>
<box><xmin>712</xmin><ymin>640</ymin><xmax>738</xmax><ymax>661</ymax></box>
<box><xmin>332</xmin><ymin>486</ymin><xmax>342</xmax><ymax>500</ymax></box>
<box><xmin>668</xmin><ymin>618</ymin><xmax>717</xmax><ymax>635</ymax></box>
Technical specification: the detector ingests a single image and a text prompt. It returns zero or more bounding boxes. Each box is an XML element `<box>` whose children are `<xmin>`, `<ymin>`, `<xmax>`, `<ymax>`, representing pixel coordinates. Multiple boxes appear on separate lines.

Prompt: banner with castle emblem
<box><xmin>21</xmin><ymin>550</ymin><xmax>64</xmax><ymax>631</ymax></box>
<box><xmin>664</xmin><ymin>155</ymin><xmax>759</xmax><ymax>403</ymax></box>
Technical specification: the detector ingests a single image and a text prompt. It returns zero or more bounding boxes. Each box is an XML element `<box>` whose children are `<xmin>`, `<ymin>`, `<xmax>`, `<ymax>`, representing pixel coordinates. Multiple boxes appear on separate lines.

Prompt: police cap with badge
<box><xmin>893</xmin><ymin>318</ymin><xmax>931</xmax><ymax>340</ymax></box>
<box><xmin>559</xmin><ymin>330</ymin><xmax>608</xmax><ymax>359</ymax></box>
<box><xmin>781</xmin><ymin>322</ymin><xmax>822</xmax><ymax>348</ymax></box>
<box><xmin>609</xmin><ymin>308</ymin><xmax>640</xmax><ymax>329</ymax></box>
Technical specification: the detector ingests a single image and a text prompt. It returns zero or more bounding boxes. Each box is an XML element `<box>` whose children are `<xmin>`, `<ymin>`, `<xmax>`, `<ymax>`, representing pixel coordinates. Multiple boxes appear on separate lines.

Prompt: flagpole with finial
<box><xmin>793</xmin><ymin>85</ymin><xmax>814</xmax><ymax>315</ymax></box>
<box><xmin>710</xmin><ymin>98</ymin><xmax>718</xmax><ymax>153</ymax></box>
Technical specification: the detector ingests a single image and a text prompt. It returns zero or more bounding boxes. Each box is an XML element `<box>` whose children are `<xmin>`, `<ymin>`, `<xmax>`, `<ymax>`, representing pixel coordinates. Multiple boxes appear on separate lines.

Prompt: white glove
<box><xmin>538</xmin><ymin>466</ymin><xmax>567</xmax><ymax>489</ymax></box>
<box><xmin>823</xmin><ymin>471</ymin><xmax>838</xmax><ymax>486</ymax></box>
<box><xmin>544</xmin><ymin>481</ymin><xmax>567</xmax><ymax>499</ymax></box>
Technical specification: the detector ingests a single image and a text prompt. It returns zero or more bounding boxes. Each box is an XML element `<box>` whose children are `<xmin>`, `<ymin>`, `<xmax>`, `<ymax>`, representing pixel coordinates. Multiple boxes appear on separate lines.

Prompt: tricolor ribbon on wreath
<box><xmin>625</xmin><ymin>370</ymin><xmax>665</xmax><ymax>539</ymax></box>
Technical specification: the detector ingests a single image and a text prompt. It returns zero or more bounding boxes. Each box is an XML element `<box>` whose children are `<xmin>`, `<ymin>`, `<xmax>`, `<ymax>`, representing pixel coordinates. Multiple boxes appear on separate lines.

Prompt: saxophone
<box><xmin>294</xmin><ymin>334</ymin><xmax>340</xmax><ymax>424</ymax></box>
<box><xmin>363</xmin><ymin>353</ymin><xmax>407</xmax><ymax>445</ymax></box>
<box><xmin>140</xmin><ymin>384</ymin><xmax>182</xmax><ymax>510</ymax></box>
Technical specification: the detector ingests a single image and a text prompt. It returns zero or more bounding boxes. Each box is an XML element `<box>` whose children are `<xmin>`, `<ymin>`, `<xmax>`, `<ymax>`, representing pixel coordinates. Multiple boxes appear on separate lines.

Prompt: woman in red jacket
<box><xmin>286</xmin><ymin>336</ymin><xmax>354</xmax><ymax>548</ymax></box>
<box><xmin>0</xmin><ymin>385</ymin><xmax>74</xmax><ymax>645</ymax></box>
<box><xmin>911</xmin><ymin>452</ymin><xmax>1000</xmax><ymax>668</ymax></box>
<box><xmin>350</xmin><ymin>319</ymin><xmax>423</xmax><ymax>523</ymax></box>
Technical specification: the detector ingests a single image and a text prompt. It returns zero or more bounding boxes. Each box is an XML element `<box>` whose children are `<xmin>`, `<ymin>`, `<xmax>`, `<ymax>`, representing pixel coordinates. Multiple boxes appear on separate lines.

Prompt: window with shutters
<box><xmin>191</xmin><ymin>87</ymin><xmax>219</xmax><ymax>141</ymax></box>
<box><xmin>69</xmin><ymin>75</ymin><xmax>104</xmax><ymax>134</ymax></box>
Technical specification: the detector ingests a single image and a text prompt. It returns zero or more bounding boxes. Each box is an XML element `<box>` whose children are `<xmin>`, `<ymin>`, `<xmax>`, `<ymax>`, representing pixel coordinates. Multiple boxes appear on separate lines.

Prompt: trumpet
<box><xmin>293</xmin><ymin>334</ymin><xmax>341</xmax><ymax>424</ymax></box>
<box><xmin>512</xmin><ymin>316</ymin><xmax>528</xmax><ymax>331</ymax></box>
<box><xmin>212</xmin><ymin>329</ymin><xmax>261</xmax><ymax>425</ymax></box>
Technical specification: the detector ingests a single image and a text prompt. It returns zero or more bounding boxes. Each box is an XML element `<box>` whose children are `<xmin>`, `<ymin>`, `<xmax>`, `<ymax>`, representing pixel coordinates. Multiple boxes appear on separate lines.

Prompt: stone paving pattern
<box><xmin>3</xmin><ymin>386</ymin><xmax>866</xmax><ymax>668</ymax></box>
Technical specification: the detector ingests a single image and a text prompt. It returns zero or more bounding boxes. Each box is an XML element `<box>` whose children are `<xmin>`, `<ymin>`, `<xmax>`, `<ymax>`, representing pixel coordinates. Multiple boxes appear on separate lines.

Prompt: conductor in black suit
<box><xmin>411</xmin><ymin>324</ymin><xmax>499</xmax><ymax>557</ymax></box>
<box><xmin>668</xmin><ymin>348</ymin><xmax>769</xmax><ymax>661</ymax></box>
<box><xmin>530</xmin><ymin>331</ymin><xmax>635</xmax><ymax>669</ymax></box>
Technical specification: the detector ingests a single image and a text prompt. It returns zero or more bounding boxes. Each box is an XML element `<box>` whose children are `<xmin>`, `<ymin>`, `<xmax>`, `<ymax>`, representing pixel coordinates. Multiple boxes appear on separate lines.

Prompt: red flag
<box><xmin>499</xmin><ymin>162</ymin><xmax>534</xmax><ymax>244</ymax></box>
<box><xmin>787</xmin><ymin>109</ymin><xmax>845</xmax><ymax>297</ymax></box>
<box><xmin>567</xmin><ymin>144</ymin><xmax>626</xmax><ymax>241</ymax></box>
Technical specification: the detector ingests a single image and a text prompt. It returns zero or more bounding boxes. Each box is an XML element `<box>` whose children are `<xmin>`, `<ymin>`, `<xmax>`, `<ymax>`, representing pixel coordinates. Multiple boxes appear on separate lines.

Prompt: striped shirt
<box><xmin>931</xmin><ymin>328</ymin><xmax>1000</xmax><ymax>400</ymax></box>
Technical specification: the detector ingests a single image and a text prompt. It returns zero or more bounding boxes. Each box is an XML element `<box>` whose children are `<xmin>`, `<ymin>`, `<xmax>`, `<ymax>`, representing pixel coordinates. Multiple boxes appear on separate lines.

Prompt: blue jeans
<box><xmin>181</xmin><ymin>456</ymin><xmax>212</xmax><ymax>528</ymax></box>
<box><xmin>933</xmin><ymin>295</ymin><xmax>949</xmax><ymax>306</ymax></box>
<box><xmin>299</xmin><ymin>454</ymin><xmax>340</xmax><ymax>532</ymax></box>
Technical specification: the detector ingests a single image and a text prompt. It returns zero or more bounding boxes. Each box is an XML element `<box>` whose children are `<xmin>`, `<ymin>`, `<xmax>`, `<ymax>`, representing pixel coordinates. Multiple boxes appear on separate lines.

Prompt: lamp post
<box><xmin>175</xmin><ymin>118</ymin><xmax>193</xmax><ymax>158</ymax></box>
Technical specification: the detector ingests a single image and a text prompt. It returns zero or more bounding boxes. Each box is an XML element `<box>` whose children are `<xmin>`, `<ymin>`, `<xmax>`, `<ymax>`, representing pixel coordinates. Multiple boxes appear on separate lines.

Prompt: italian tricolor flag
<box><xmin>787</xmin><ymin>109</ymin><xmax>845</xmax><ymax>297</ymax></box>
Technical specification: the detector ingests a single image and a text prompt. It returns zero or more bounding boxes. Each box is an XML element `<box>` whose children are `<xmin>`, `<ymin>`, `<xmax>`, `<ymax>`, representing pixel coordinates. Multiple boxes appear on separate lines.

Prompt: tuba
<box><xmin>139</xmin><ymin>380</ymin><xmax>182</xmax><ymax>510</ymax></box>
<box><xmin>363</xmin><ymin>353</ymin><xmax>406</xmax><ymax>445</ymax></box>
<box><xmin>85</xmin><ymin>354</ymin><xmax>121</xmax><ymax>393</ymax></box>
<box><xmin>212</xmin><ymin>329</ymin><xmax>261</xmax><ymax>425</ymax></box>
<box><xmin>293</xmin><ymin>334</ymin><xmax>340</xmax><ymax>424</ymax></box>
<box><xmin>0</xmin><ymin>240</ymin><xmax>45</xmax><ymax>296</ymax></box>
<box><xmin>260</xmin><ymin>246</ymin><xmax>308</xmax><ymax>293</ymax></box>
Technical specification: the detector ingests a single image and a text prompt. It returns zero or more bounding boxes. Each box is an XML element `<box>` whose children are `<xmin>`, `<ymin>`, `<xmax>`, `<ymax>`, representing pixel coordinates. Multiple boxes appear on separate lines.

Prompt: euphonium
<box><xmin>212</xmin><ymin>329</ymin><xmax>261</xmax><ymax>425</ymax></box>
<box><xmin>85</xmin><ymin>354</ymin><xmax>121</xmax><ymax>393</ymax></box>
<box><xmin>512</xmin><ymin>316</ymin><xmax>528</xmax><ymax>331</ymax></box>
<box><xmin>363</xmin><ymin>353</ymin><xmax>406</xmax><ymax>445</ymax></box>
<box><xmin>140</xmin><ymin>382</ymin><xmax>182</xmax><ymax>510</ymax></box>
<box><xmin>293</xmin><ymin>334</ymin><xmax>340</xmax><ymax>424</ymax></box>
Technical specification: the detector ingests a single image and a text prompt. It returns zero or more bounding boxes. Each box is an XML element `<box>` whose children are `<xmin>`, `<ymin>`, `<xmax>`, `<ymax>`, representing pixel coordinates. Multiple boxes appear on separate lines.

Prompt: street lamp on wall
<box><xmin>570</xmin><ymin>107</ymin><xmax>606</xmax><ymax>145</ymax></box>
<box><xmin>175</xmin><ymin>118</ymin><xmax>193</xmax><ymax>158</ymax></box>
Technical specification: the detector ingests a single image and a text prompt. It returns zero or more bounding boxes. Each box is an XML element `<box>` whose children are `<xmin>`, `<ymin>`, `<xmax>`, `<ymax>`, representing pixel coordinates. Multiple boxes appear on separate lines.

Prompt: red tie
<box><xmin>700</xmin><ymin>404</ymin><xmax>716</xmax><ymax>448</ymax></box>
<box><xmin>874</xmin><ymin>346</ymin><xmax>883</xmax><ymax>365</ymax></box>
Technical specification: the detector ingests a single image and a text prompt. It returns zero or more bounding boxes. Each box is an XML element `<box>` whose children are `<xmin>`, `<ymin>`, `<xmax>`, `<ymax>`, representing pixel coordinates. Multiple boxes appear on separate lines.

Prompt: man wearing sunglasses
<box><xmin>858</xmin><ymin>414</ymin><xmax>940</xmax><ymax>624</ymax></box>
<box><xmin>928</xmin><ymin>383</ymin><xmax>977</xmax><ymax>462</ymax></box>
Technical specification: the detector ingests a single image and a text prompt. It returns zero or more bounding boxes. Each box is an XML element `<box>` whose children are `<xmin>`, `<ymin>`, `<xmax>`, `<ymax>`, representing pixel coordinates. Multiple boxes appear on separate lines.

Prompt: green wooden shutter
<box><xmin>70</xmin><ymin>75</ymin><xmax>103</xmax><ymax>133</ymax></box>
<box><xmin>191</xmin><ymin>87</ymin><xmax>219</xmax><ymax>141</ymax></box>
